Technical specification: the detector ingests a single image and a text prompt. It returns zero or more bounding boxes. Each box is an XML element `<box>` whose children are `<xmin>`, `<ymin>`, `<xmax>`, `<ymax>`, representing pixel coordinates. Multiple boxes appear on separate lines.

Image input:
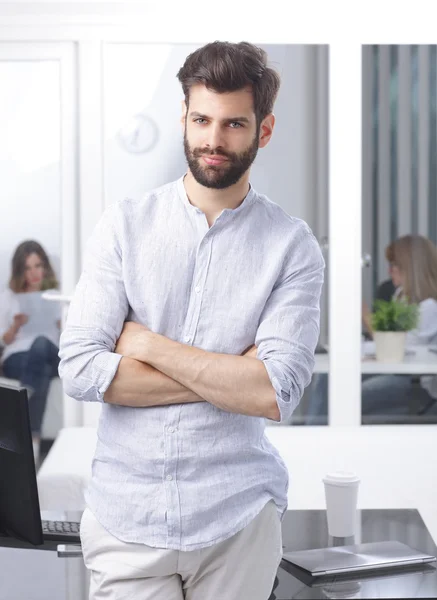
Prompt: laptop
<box><xmin>0</xmin><ymin>382</ymin><xmax>80</xmax><ymax>545</ymax></box>
<box><xmin>282</xmin><ymin>540</ymin><xmax>436</xmax><ymax>577</ymax></box>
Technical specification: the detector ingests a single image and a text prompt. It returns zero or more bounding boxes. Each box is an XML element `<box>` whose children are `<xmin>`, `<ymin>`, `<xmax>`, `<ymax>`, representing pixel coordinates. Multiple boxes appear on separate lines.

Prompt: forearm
<box><xmin>1</xmin><ymin>324</ymin><xmax>18</xmax><ymax>345</ymax></box>
<box><xmin>135</xmin><ymin>333</ymin><xmax>279</xmax><ymax>420</ymax></box>
<box><xmin>104</xmin><ymin>355</ymin><xmax>206</xmax><ymax>407</ymax></box>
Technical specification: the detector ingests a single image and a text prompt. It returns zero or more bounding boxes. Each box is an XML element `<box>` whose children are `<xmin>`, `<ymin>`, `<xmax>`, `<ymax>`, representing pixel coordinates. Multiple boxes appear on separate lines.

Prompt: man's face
<box><xmin>183</xmin><ymin>84</ymin><xmax>260</xmax><ymax>190</ymax></box>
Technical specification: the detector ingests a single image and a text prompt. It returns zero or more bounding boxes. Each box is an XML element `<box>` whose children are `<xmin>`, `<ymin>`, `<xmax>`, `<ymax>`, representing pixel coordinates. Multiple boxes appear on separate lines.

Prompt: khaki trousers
<box><xmin>80</xmin><ymin>500</ymin><xmax>282</xmax><ymax>600</ymax></box>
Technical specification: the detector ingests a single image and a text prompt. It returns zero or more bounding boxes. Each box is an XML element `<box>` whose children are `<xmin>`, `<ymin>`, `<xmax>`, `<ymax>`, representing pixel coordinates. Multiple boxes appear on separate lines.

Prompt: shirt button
<box><xmin>184</xmin><ymin>335</ymin><xmax>191</xmax><ymax>342</ymax></box>
<box><xmin>195</xmin><ymin>286</ymin><xmax>201</xmax><ymax>293</ymax></box>
<box><xmin>168</xmin><ymin>427</ymin><xmax>176</xmax><ymax>433</ymax></box>
<box><xmin>166</xmin><ymin>475</ymin><xmax>173</xmax><ymax>481</ymax></box>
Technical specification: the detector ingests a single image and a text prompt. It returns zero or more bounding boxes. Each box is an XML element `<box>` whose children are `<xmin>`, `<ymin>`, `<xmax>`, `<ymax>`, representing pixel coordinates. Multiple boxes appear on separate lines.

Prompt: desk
<box><xmin>314</xmin><ymin>346</ymin><xmax>437</xmax><ymax>374</ymax></box>
<box><xmin>0</xmin><ymin>509</ymin><xmax>435</xmax><ymax>599</ymax></box>
<box><xmin>272</xmin><ymin>509</ymin><xmax>437</xmax><ymax>599</ymax></box>
<box><xmin>0</xmin><ymin>511</ymin><xmax>86</xmax><ymax>600</ymax></box>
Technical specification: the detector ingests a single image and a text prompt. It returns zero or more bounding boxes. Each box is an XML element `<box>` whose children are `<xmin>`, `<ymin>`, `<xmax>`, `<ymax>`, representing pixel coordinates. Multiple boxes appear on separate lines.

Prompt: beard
<box><xmin>183</xmin><ymin>127</ymin><xmax>260</xmax><ymax>190</ymax></box>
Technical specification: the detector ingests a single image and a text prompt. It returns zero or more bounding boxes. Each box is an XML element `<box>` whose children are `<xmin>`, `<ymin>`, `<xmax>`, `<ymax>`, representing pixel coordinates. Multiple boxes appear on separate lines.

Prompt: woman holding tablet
<box><xmin>0</xmin><ymin>240</ymin><xmax>61</xmax><ymax>461</ymax></box>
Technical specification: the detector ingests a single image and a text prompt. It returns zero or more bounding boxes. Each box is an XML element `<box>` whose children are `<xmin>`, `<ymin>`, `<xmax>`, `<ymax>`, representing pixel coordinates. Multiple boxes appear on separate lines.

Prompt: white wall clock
<box><xmin>117</xmin><ymin>113</ymin><xmax>159</xmax><ymax>154</ymax></box>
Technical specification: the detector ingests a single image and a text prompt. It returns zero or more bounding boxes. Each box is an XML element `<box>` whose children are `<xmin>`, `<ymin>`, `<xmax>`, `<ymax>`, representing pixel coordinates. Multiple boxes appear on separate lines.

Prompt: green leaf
<box><xmin>370</xmin><ymin>299</ymin><xmax>419</xmax><ymax>332</ymax></box>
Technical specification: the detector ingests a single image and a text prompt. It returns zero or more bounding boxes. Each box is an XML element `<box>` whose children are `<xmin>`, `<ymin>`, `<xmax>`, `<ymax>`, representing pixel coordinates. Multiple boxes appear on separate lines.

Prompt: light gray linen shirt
<box><xmin>58</xmin><ymin>176</ymin><xmax>325</xmax><ymax>551</ymax></box>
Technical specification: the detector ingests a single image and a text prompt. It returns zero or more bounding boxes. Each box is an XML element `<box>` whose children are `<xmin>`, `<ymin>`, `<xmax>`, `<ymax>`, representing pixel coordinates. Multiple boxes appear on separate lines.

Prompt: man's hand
<box><xmin>115</xmin><ymin>321</ymin><xmax>258</xmax><ymax>362</ymax></box>
<box><xmin>114</xmin><ymin>321</ymin><xmax>151</xmax><ymax>360</ymax></box>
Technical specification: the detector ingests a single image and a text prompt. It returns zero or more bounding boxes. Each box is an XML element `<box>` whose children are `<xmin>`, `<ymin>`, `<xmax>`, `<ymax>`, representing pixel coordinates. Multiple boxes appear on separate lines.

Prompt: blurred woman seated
<box><xmin>361</xmin><ymin>235</ymin><xmax>437</xmax><ymax>419</ymax></box>
<box><xmin>306</xmin><ymin>235</ymin><xmax>437</xmax><ymax>424</ymax></box>
<box><xmin>0</xmin><ymin>241</ymin><xmax>61</xmax><ymax>460</ymax></box>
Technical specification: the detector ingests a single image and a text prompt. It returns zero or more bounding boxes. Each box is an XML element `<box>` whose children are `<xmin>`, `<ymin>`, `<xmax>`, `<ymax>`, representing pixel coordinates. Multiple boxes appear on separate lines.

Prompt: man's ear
<box><xmin>181</xmin><ymin>100</ymin><xmax>187</xmax><ymax>129</ymax></box>
<box><xmin>258</xmin><ymin>113</ymin><xmax>275</xmax><ymax>149</ymax></box>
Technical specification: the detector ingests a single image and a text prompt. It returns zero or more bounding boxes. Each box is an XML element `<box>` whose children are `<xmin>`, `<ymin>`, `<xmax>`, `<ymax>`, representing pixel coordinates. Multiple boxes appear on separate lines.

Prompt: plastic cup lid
<box><xmin>322</xmin><ymin>471</ymin><xmax>360</xmax><ymax>486</ymax></box>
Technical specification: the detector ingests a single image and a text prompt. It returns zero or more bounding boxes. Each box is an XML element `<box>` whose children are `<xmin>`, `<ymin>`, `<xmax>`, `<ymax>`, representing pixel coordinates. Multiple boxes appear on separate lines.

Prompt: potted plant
<box><xmin>370</xmin><ymin>299</ymin><xmax>419</xmax><ymax>362</ymax></box>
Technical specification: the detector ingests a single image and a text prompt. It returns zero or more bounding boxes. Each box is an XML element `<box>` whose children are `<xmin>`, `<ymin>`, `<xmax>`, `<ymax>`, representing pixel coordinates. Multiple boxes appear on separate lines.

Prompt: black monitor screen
<box><xmin>0</xmin><ymin>383</ymin><xmax>43</xmax><ymax>545</ymax></box>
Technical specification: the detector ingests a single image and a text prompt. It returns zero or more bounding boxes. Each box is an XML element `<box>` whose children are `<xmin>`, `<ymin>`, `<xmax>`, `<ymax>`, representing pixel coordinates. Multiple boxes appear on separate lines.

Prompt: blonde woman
<box><xmin>0</xmin><ymin>241</ymin><xmax>61</xmax><ymax>460</ymax></box>
<box><xmin>362</xmin><ymin>235</ymin><xmax>437</xmax><ymax>418</ymax></box>
<box><xmin>307</xmin><ymin>235</ymin><xmax>437</xmax><ymax>424</ymax></box>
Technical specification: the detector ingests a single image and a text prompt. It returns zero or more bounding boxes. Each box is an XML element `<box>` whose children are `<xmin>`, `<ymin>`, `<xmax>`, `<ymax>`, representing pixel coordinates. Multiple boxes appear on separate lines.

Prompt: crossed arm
<box><xmin>59</xmin><ymin>206</ymin><xmax>324</xmax><ymax>424</ymax></box>
<box><xmin>104</xmin><ymin>322</ymin><xmax>279</xmax><ymax>421</ymax></box>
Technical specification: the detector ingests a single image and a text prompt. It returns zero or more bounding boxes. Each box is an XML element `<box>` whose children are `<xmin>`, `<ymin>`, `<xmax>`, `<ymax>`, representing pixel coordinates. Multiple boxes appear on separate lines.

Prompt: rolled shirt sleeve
<box><xmin>255</xmin><ymin>224</ymin><xmax>325</xmax><ymax>423</ymax></box>
<box><xmin>58</xmin><ymin>202</ymin><xmax>129</xmax><ymax>402</ymax></box>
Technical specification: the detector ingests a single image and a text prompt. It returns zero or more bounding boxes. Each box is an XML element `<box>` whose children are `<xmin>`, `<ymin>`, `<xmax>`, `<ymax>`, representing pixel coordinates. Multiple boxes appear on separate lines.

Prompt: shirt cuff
<box><xmin>91</xmin><ymin>351</ymin><xmax>123</xmax><ymax>403</ymax></box>
<box><xmin>262</xmin><ymin>358</ymin><xmax>292</xmax><ymax>423</ymax></box>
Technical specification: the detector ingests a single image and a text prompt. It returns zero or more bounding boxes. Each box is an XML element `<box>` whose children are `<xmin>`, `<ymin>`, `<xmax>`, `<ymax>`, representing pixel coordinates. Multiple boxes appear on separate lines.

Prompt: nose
<box><xmin>204</xmin><ymin>123</ymin><xmax>225</xmax><ymax>152</ymax></box>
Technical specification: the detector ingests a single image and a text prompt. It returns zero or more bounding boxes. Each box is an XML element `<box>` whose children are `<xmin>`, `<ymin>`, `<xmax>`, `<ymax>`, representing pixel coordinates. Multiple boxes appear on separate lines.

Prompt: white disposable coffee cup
<box><xmin>323</xmin><ymin>471</ymin><xmax>360</xmax><ymax>537</ymax></box>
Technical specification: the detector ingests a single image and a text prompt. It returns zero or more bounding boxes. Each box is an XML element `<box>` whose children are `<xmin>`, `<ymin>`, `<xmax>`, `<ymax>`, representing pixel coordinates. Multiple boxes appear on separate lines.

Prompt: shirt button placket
<box><xmin>164</xmin><ymin>413</ymin><xmax>180</xmax><ymax>544</ymax></box>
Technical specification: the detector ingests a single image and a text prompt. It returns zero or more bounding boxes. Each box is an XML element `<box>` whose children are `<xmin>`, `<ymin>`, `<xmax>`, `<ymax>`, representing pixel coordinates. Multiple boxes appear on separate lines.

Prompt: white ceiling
<box><xmin>0</xmin><ymin>1</ymin><xmax>155</xmax><ymax>20</ymax></box>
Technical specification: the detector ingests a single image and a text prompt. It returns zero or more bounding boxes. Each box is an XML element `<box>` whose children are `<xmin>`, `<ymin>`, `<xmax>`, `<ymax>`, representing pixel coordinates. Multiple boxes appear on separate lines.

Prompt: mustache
<box><xmin>191</xmin><ymin>147</ymin><xmax>232</xmax><ymax>160</ymax></box>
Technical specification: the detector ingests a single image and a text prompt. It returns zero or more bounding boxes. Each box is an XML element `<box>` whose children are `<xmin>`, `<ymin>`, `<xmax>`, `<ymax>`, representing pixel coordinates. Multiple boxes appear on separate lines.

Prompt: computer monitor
<box><xmin>0</xmin><ymin>382</ymin><xmax>44</xmax><ymax>545</ymax></box>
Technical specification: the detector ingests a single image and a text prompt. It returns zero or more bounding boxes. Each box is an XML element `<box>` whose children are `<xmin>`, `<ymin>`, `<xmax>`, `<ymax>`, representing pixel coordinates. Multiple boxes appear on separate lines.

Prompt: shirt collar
<box><xmin>176</xmin><ymin>174</ymin><xmax>256</xmax><ymax>218</ymax></box>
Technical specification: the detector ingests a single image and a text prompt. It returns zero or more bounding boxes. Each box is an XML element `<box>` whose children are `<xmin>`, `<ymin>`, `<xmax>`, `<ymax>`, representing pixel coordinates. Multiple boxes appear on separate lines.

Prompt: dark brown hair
<box><xmin>177</xmin><ymin>41</ymin><xmax>281</xmax><ymax>126</ymax></box>
<box><xmin>9</xmin><ymin>240</ymin><xmax>59</xmax><ymax>293</ymax></box>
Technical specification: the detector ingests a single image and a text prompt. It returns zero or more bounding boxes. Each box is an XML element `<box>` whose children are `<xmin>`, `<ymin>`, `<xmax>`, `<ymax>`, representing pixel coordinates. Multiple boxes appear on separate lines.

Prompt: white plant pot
<box><xmin>373</xmin><ymin>331</ymin><xmax>407</xmax><ymax>363</ymax></box>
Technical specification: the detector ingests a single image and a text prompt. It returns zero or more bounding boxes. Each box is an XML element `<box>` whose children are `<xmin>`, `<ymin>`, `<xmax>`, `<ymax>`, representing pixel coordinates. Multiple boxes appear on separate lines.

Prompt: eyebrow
<box><xmin>189</xmin><ymin>111</ymin><xmax>251</xmax><ymax>124</ymax></box>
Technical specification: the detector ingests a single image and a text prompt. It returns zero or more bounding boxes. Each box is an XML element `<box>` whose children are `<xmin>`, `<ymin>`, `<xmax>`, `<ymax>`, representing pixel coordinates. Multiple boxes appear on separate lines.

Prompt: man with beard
<box><xmin>59</xmin><ymin>41</ymin><xmax>325</xmax><ymax>600</ymax></box>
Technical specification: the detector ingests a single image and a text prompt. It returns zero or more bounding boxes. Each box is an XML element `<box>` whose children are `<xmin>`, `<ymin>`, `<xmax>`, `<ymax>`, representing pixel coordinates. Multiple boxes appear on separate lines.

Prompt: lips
<box><xmin>202</xmin><ymin>155</ymin><xmax>228</xmax><ymax>166</ymax></box>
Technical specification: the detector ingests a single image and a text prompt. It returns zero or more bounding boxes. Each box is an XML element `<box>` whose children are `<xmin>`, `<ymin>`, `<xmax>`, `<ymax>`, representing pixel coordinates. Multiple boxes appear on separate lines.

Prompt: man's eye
<box><xmin>194</xmin><ymin>118</ymin><xmax>207</xmax><ymax>124</ymax></box>
<box><xmin>229</xmin><ymin>122</ymin><xmax>242</xmax><ymax>128</ymax></box>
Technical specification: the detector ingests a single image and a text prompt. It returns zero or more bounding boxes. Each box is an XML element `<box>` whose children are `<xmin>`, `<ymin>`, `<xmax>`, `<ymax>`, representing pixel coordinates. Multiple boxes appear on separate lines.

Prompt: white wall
<box><xmin>0</xmin><ymin>60</ymin><xmax>61</xmax><ymax>291</ymax></box>
<box><xmin>251</xmin><ymin>44</ymin><xmax>321</xmax><ymax>227</ymax></box>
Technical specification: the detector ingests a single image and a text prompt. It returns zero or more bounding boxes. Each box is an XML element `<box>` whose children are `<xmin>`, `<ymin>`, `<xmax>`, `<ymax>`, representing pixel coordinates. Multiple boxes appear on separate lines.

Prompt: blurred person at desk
<box><xmin>0</xmin><ymin>240</ymin><xmax>61</xmax><ymax>461</ymax></box>
<box><xmin>361</xmin><ymin>261</ymin><xmax>399</xmax><ymax>340</ymax></box>
<box><xmin>307</xmin><ymin>235</ymin><xmax>437</xmax><ymax>424</ymax></box>
<box><xmin>361</xmin><ymin>235</ymin><xmax>437</xmax><ymax>418</ymax></box>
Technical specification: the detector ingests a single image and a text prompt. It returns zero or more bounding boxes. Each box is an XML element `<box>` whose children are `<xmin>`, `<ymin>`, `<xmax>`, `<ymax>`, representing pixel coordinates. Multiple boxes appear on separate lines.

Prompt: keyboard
<box><xmin>41</xmin><ymin>520</ymin><xmax>81</xmax><ymax>543</ymax></box>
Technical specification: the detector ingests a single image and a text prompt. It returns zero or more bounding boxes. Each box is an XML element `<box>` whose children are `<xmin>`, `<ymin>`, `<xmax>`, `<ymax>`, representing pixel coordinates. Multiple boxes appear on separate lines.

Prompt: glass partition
<box><xmin>0</xmin><ymin>54</ymin><xmax>63</xmax><ymax>443</ymax></box>
<box><xmin>361</xmin><ymin>45</ymin><xmax>437</xmax><ymax>425</ymax></box>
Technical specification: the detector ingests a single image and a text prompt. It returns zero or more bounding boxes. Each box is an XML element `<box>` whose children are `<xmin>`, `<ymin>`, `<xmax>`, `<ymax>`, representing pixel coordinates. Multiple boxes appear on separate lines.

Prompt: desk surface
<box><xmin>1</xmin><ymin>509</ymin><xmax>435</xmax><ymax>599</ymax></box>
<box><xmin>273</xmin><ymin>509</ymin><xmax>437</xmax><ymax>599</ymax></box>
<box><xmin>314</xmin><ymin>346</ymin><xmax>437</xmax><ymax>374</ymax></box>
